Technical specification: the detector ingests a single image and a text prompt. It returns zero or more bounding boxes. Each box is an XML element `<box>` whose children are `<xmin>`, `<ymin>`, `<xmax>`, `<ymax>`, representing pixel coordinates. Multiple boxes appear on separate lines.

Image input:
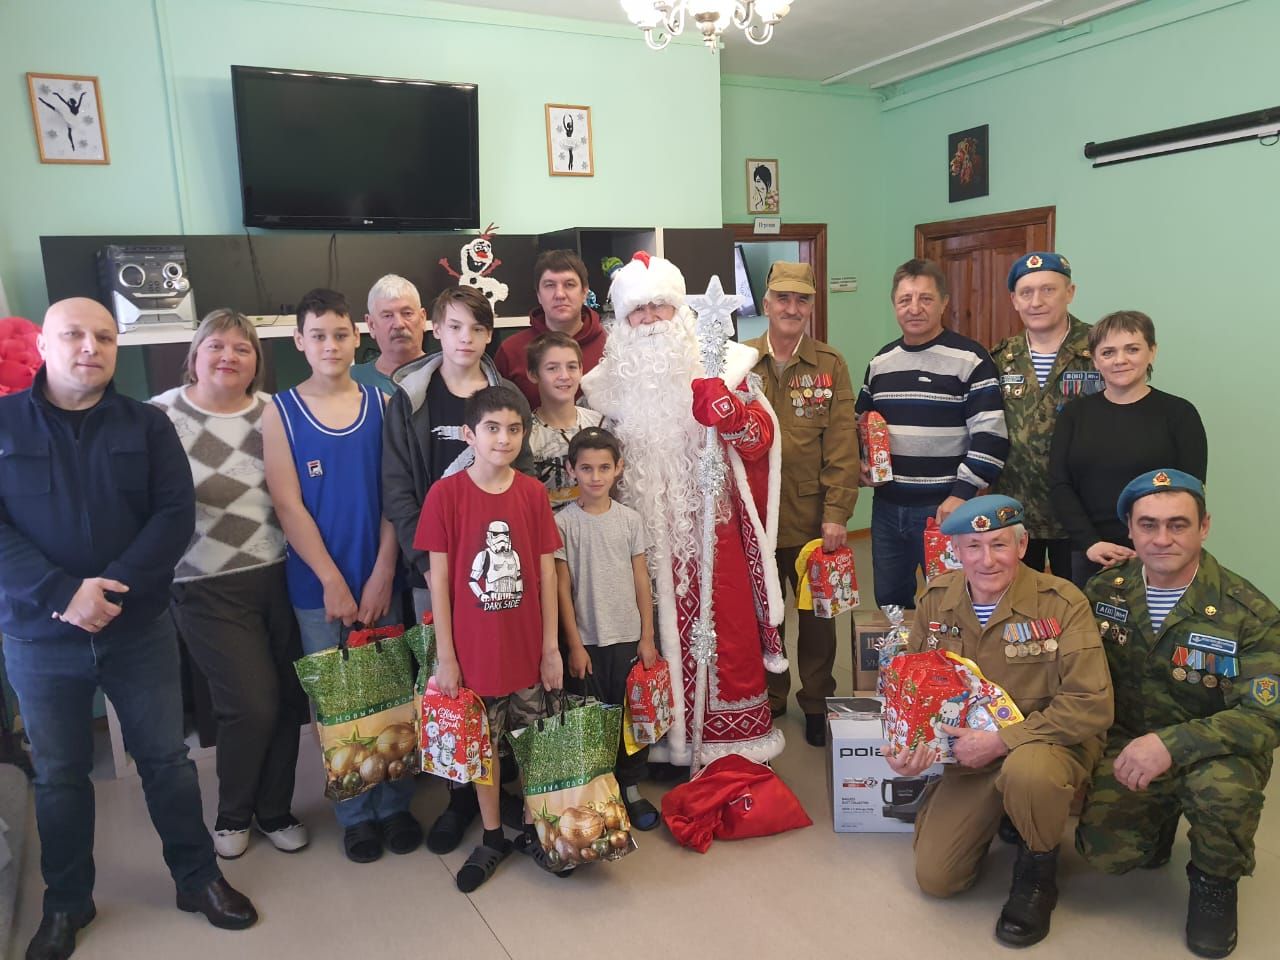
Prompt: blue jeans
<box><xmin>294</xmin><ymin>601</ymin><xmax>416</xmax><ymax>828</ymax></box>
<box><xmin>870</xmin><ymin>498</ymin><xmax>940</xmax><ymax>609</ymax></box>
<box><xmin>3</xmin><ymin>613</ymin><xmax>220</xmax><ymax>914</ymax></box>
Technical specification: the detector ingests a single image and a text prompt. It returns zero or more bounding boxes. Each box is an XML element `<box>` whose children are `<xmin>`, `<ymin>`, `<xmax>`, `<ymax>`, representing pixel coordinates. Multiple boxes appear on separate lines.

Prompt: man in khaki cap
<box><xmin>746</xmin><ymin>261</ymin><xmax>859</xmax><ymax>746</ymax></box>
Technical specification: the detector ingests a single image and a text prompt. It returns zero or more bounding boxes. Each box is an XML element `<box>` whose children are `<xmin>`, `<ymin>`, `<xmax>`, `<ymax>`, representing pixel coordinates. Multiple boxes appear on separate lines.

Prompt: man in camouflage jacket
<box><xmin>1077</xmin><ymin>468</ymin><xmax>1280</xmax><ymax>959</ymax></box>
<box><xmin>990</xmin><ymin>252</ymin><xmax>1099</xmax><ymax>577</ymax></box>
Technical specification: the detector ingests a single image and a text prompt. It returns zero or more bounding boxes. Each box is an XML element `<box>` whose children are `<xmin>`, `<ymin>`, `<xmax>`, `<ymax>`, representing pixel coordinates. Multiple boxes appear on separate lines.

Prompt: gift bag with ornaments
<box><xmin>419</xmin><ymin>678</ymin><xmax>494</xmax><ymax>785</ymax></box>
<box><xmin>508</xmin><ymin>695</ymin><xmax>636</xmax><ymax>868</ymax></box>
<box><xmin>794</xmin><ymin>539</ymin><xmax>860</xmax><ymax>619</ymax></box>
<box><xmin>923</xmin><ymin>517</ymin><xmax>963</xmax><ymax>581</ymax></box>
<box><xmin>623</xmin><ymin>658</ymin><xmax>673</xmax><ymax>754</ymax></box>
<box><xmin>294</xmin><ymin>628</ymin><xmax>419</xmax><ymax>802</ymax></box>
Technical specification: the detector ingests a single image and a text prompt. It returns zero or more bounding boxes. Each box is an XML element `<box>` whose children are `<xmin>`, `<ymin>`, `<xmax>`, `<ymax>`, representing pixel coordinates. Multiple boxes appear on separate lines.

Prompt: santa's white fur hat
<box><xmin>608</xmin><ymin>251</ymin><xmax>686</xmax><ymax>321</ymax></box>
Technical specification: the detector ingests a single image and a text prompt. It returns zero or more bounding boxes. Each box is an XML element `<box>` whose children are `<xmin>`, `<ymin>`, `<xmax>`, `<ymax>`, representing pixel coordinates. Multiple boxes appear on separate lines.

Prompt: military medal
<box><xmin>1172</xmin><ymin>666</ymin><xmax>1188</xmax><ymax>681</ymax></box>
<box><xmin>1205</xmin><ymin>605</ymin><xmax>1217</xmax><ymax>617</ymax></box>
<box><xmin>1099</xmin><ymin>619</ymin><xmax>1111</xmax><ymax>636</ymax></box>
<box><xmin>1028</xmin><ymin>641</ymin><xmax>1042</xmax><ymax>656</ymax></box>
<box><xmin>1203</xmin><ymin>674</ymin><xmax>1219</xmax><ymax>689</ymax></box>
<box><xmin>1005</xmin><ymin>644</ymin><xmax>1019</xmax><ymax>658</ymax></box>
<box><xmin>1186</xmin><ymin>670</ymin><xmax>1201</xmax><ymax>685</ymax></box>
<box><xmin>1116</xmin><ymin>627</ymin><xmax>1129</xmax><ymax>645</ymax></box>
<box><xmin>1044</xmin><ymin>638</ymin><xmax>1059</xmax><ymax>653</ymax></box>
<box><xmin>1017</xmin><ymin>645</ymin><xmax>1030</xmax><ymax>657</ymax></box>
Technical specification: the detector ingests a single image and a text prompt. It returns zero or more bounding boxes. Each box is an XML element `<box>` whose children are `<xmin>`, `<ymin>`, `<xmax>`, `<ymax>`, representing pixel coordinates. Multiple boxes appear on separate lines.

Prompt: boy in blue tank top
<box><xmin>262</xmin><ymin>288</ymin><xmax>420</xmax><ymax>864</ymax></box>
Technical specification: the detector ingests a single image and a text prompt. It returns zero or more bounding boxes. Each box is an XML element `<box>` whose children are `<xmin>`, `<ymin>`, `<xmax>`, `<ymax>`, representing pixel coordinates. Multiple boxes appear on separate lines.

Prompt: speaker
<box><xmin>96</xmin><ymin>244</ymin><xmax>197</xmax><ymax>330</ymax></box>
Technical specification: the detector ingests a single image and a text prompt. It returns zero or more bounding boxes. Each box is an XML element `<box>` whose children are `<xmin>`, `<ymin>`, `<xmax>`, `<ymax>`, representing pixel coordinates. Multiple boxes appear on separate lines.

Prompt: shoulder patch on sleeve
<box><xmin>1250</xmin><ymin>675</ymin><xmax>1279</xmax><ymax>707</ymax></box>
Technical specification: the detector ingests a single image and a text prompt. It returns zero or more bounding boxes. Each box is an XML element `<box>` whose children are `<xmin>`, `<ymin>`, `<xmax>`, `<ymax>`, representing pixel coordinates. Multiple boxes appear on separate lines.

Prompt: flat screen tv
<box><xmin>231</xmin><ymin>65</ymin><xmax>479</xmax><ymax>230</ymax></box>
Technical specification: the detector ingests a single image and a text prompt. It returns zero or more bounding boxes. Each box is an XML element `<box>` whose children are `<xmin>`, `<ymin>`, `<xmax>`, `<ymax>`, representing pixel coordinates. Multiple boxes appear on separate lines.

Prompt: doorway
<box><xmin>729</xmin><ymin>223</ymin><xmax>828</xmax><ymax>342</ymax></box>
<box><xmin>915</xmin><ymin>206</ymin><xmax>1055</xmax><ymax>349</ymax></box>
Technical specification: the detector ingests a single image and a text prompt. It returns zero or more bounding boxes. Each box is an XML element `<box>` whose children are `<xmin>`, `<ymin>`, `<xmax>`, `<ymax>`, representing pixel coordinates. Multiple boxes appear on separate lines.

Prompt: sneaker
<box><xmin>255</xmin><ymin>815</ymin><xmax>310</xmax><ymax>853</ymax></box>
<box><xmin>213</xmin><ymin>826</ymin><xmax>250</xmax><ymax>860</ymax></box>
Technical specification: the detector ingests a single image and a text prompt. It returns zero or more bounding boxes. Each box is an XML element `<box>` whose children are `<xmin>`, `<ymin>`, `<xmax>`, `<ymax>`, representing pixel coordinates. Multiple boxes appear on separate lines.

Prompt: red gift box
<box><xmin>625</xmin><ymin>659</ymin><xmax>674</xmax><ymax>746</ymax></box>
<box><xmin>804</xmin><ymin>545</ymin><xmax>860</xmax><ymax>619</ymax></box>
<box><xmin>880</xmin><ymin>650</ymin><xmax>971</xmax><ymax>762</ymax></box>
<box><xmin>419</xmin><ymin>680</ymin><xmax>494</xmax><ymax>785</ymax></box>
<box><xmin>923</xmin><ymin>517</ymin><xmax>963</xmax><ymax>581</ymax></box>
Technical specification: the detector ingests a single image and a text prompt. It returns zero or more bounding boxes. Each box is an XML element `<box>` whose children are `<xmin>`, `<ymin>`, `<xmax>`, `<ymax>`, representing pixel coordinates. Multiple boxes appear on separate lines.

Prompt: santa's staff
<box><xmin>686</xmin><ymin>277</ymin><xmax>743</xmax><ymax>771</ymax></box>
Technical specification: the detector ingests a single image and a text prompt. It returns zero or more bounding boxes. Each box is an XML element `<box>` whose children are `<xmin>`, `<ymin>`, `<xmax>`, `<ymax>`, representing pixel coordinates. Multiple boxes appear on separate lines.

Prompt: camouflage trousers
<box><xmin>1076</xmin><ymin>735</ymin><xmax>1272</xmax><ymax>880</ymax></box>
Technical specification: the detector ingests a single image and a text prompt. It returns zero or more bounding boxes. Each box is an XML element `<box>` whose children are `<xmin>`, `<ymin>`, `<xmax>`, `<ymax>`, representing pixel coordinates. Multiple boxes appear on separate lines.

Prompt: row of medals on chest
<box><xmin>1100</xmin><ymin>582</ymin><xmax>1233</xmax><ymax>690</ymax></box>
<box><xmin>926</xmin><ymin>619</ymin><xmax>1061</xmax><ymax>659</ymax></box>
<box><xmin>789</xmin><ymin>372</ymin><xmax>831</xmax><ymax>418</ymax></box>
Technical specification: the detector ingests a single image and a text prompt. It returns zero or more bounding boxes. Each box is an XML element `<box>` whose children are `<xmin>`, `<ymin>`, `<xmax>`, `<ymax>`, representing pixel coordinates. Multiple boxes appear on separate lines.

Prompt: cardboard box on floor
<box><xmin>853</xmin><ymin>614</ymin><xmax>892</xmax><ymax>692</ymax></box>
<box><xmin>827</xmin><ymin>696</ymin><xmax>942</xmax><ymax>833</ymax></box>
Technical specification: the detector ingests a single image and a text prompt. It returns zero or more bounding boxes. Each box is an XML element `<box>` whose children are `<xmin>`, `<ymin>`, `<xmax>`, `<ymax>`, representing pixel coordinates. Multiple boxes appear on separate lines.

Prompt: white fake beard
<box><xmin>597</xmin><ymin>310</ymin><xmax>707</xmax><ymax>595</ymax></box>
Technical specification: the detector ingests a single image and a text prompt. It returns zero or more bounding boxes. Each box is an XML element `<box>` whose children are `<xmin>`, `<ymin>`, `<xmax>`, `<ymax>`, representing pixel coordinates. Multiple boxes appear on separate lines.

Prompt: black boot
<box><xmin>1141</xmin><ymin>816</ymin><xmax>1179</xmax><ymax>869</ymax></box>
<box><xmin>997</xmin><ymin>814</ymin><xmax>1021</xmax><ymax>845</ymax></box>
<box><xmin>1186</xmin><ymin>863</ymin><xmax>1237</xmax><ymax>958</ymax></box>
<box><xmin>995</xmin><ymin>841</ymin><xmax>1059</xmax><ymax>948</ymax></box>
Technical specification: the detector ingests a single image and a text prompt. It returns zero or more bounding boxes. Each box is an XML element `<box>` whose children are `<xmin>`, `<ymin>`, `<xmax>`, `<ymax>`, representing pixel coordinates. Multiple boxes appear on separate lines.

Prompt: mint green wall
<box><xmin>720</xmin><ymin>77</ymin><xmax>887</xmax><ymax>529</ymax></box>
<box><xmin>877</xmin><ymin>0</ymin><xmax>1280</xmax><ymax>593</ymax></box>
<box><xmin>0</xmin><ymin>0</ymin><xmax>722</xmax><ymax>323</ymax></box>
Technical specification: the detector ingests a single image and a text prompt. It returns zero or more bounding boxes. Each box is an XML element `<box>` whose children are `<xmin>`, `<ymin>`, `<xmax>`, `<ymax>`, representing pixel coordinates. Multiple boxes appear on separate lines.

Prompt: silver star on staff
<box><xmin>687</xmin><ymin>275</ymin><xmax>743</xmax><ymax>378</ymax></box>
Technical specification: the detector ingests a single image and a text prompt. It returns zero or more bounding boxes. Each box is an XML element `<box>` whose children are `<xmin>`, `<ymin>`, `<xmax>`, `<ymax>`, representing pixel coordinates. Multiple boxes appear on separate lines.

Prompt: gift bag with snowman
<box><xmin>923</xmin><ymin>517</ymin><xmax>963</xmax><ymax>581</ymax></box>
<box><xmin>794</xmin><ymin>539</ymin><xmax>860</xmax><ymax>619</ymax></box>
<box><xmin>622</xmin><ymin>658</ymin><xmax>673</xmax><ymax>754</ymax></box>
<box><xmin>419</xmin><ymin>678</ymin><xmax>494</xmax><ymax>786</ymax></box>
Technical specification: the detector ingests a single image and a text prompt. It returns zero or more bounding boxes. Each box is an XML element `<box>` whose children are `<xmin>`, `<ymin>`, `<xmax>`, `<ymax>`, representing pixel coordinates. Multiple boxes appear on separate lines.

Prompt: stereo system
<box><xmin>96</xmin><ymin>244</ymin><xmax>197</xmax><ymax>330</ymax></box>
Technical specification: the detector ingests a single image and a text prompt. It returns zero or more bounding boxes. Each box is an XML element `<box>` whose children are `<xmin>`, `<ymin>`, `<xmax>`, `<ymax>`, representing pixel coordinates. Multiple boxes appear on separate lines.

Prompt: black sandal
<box><xmin>456</xmin><ymin>839</ymin><xmax>512</xmax><ymax>892</ymax></box>
<box><xmin>426</xmin><ymin>801</ymin><xmax>476</xmax><ymax>855</ymax></box>
<box><xmin>514</xmin><ymin>831</ymin><xmax>575</xmax><ymax>877</ymax></box>
<box><xmin>343</xmin><ymin>821</ymin><xmax>383</xmax><ymax>863</ymax></box>
<box><xmin>625</xmin><ymin>796</ymin><xmax>661</xmax><ymax>832</ymax></box>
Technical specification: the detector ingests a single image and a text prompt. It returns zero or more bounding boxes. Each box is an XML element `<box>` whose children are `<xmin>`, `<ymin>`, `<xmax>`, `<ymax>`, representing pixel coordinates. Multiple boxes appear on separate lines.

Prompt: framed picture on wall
<box><xmin>746</xmin><ymin>159</ymin><xmax>780</xmax><ymax>214</ymax></box>
<box><xmin>545</xmin><ymin>104</ymin><xmax>593</xmax><ymax>177</ymax></box>
<box><xmin>27</xmin><ymin>72</ymin><xmax>110</xmax><ymax>164</ymax></box>
<box><xmin>948</xmin><ymin>124</ymin><xmax>988</xmax><ymax>202</ymax></box>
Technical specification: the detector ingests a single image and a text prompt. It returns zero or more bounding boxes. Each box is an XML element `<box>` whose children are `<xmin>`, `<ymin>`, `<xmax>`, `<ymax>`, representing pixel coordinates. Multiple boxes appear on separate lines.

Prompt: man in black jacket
<box><xmin>0</xmin><ymin>298</ymin><xmax>256</xmax><ymax>960</ymax></box>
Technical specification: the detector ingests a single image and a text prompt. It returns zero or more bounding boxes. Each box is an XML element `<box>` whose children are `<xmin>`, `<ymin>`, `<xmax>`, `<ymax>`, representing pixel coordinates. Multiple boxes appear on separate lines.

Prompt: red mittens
<box><xmin>691</xmin><ymin>377</ymin><xmax>748</xmax><ymax>432</ymax></box>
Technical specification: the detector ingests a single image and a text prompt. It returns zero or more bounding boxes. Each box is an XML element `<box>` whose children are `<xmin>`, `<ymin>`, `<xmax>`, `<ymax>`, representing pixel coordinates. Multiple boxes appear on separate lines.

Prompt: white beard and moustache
<box><xmin>594</xmin><ymin>309</ymin><xmax>707</xmax><ymax>596</ymax></box>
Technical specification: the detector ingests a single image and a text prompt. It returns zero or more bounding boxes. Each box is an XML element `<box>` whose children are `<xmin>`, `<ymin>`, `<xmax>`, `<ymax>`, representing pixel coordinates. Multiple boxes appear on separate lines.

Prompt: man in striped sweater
<box><xmin>856</xmin><ymin>258</ymin><xmax>1008</xmax><ymax>609</ymax></box>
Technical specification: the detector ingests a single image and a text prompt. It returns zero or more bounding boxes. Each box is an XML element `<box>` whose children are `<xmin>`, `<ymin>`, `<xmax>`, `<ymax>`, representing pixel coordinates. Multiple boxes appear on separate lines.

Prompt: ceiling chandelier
<box><xmin>620</xmin><ymin>1</ymin><xmax>795</xmax><ymax>52</ymax></box>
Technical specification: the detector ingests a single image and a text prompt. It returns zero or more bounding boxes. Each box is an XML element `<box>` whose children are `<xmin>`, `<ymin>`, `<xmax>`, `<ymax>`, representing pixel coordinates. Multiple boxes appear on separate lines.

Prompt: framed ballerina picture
<box><xmin>545</xmin><ymin>104</ymin><xmax>593</xmax><ymax>177</ymax></box>
<box><xmin>27</xmin><ymin>73</ymin><xmax>110</xmax><ymax>164</ymax></box>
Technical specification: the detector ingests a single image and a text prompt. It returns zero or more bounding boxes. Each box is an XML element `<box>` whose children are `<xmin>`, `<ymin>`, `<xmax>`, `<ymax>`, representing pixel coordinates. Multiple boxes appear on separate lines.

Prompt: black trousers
<box><xmin>1022</xmin><ymin>538</ymin><xmax>1072</xmax><ymax>578</ymax></box>
<box><xmin>170</xmin><ymin>563</ymin><xmax>307</xmax><ymax>825</ymax></box>
<box><xmin>567</xmin><ymin>641</ymin><xmax>649</xmax><ymax>788</ymax></box>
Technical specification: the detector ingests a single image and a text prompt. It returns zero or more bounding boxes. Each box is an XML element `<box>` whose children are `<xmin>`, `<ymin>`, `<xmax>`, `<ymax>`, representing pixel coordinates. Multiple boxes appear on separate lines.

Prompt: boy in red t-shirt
<box><xmin>414</xmin><ymin>385</ymin><xmax>563</xmax><ymax>892</ymax></box>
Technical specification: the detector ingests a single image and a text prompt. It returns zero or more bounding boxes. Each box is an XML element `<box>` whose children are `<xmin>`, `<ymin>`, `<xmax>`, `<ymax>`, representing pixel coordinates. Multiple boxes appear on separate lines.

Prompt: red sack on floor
<box><xmin>881</xmin><ymin>650</ymin><xmax>972</xmax><ymax>762</ymax></box>
<box><xmin>624</xmin><ymin>658</ymin><xmax>673</xmax><ymax>748</ymax></box>
<box><xmin>923</xmin><ymin>517</ymin><xmax>962</xmax><ymax>581</ymax></box>
<box><xmin>662</xmin><ymin>754</ymin><xmax>812</xmax><ymax>853</ymax></box>
<box><xmin>419</xmin><ymin>679</ymin><xmax>494</xmax><ymax>785</ymax></box>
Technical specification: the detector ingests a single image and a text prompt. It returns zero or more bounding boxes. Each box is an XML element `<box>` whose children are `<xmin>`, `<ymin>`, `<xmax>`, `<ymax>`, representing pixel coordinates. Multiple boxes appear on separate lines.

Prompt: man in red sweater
<box><xmin>494</xmin><ymin>249</ymin><xmax>606</xmax><ymax>407</ymax></box>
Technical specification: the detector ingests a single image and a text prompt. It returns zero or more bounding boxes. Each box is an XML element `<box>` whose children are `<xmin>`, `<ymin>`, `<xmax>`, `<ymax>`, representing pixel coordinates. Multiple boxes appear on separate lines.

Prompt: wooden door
<box><xmin>915</xmin><ymin>206</ymin><xmax>1055</xmax><ymax>349</ymax></box>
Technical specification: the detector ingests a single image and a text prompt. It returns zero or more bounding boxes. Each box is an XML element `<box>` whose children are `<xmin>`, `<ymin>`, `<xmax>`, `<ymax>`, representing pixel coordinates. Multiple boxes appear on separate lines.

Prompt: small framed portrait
<box><xmin>27</xmin><ymin>73</ymin><xmax>110</xmax><ymax>164</ymax></box>
<box><xmin>545</xmin><ymin>104</ymin><xmax>593</xmax><ymax>177</ymax></box>
<box><xmin>746</xmin><ymin>159</ymin><xmax>779</xmax><ymax>214</ymax></box>
<box><xmin>948</xmin><ymin>124</ymin><xmax>988</xmax><ymax>202</ymax></box>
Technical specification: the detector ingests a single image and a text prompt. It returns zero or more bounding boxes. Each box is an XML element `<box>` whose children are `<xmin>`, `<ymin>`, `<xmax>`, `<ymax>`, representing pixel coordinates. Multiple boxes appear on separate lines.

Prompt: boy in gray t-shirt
<box><xmin>554</xmin><ymin>428</ymin><xmax>659</xmax><ymax>831</ymax></box>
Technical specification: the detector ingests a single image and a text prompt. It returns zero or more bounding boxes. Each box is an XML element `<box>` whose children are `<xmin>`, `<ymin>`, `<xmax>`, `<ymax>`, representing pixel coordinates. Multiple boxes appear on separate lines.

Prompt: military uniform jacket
<box><xmin>907</xmin><ymin>564</ymin><xmax>1113</xmax><ymax>755</ymax></box>
<box><xmin>1086</xmin><ymin>551</ymin><xmax>1280</xmax><ymax>768</ymax></box>
<box><xmin>746</xmin><ymin>333</ymin><xmax>859</xmax><ymax>548</ymax></box>
<box><xmin>990</xmin><ymin>316</ymin><xmax>1099</xmax><ymax>539</ymax></box>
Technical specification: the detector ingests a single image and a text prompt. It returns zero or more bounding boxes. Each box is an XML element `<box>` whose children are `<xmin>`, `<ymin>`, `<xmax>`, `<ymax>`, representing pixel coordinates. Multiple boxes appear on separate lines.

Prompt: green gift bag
<box><xmin>401</xmin><ymin>618</ymin><xmax>437</xmax><ymax>694</ymax></box>
<box><xmin>508</xmin><ymin>695</ymin><xmax>637</xmax><ymax>868</ymax></box>
<box><xmin>294</xmin><ymin>632</ymin><xmax>418</xmax><ymax>802</ymax></box>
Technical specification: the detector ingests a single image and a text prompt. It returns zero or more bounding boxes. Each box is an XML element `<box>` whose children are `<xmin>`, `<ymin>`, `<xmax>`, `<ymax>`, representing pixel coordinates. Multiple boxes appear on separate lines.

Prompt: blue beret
<box><xmin>1007</xmin><ymin>251</ymin><xmax>1072</xmax><ymax>292</ymax></box>
<box><xmin>1117</xmin><ymin>469</ymin><xmax>1205</xmax><ymax>521</ymax></box>
<box><xmin>939</xmin><ymin>495</ymin><xmax>1025</xmax><ymax>536</ymax></box>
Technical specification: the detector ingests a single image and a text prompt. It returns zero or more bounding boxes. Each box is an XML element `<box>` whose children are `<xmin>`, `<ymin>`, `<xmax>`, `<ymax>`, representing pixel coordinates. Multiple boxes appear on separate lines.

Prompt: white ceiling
<box><xmin>460</xmin><ymin>0</ymin><xmax>1148</xmax><ymax>88</ymax></box>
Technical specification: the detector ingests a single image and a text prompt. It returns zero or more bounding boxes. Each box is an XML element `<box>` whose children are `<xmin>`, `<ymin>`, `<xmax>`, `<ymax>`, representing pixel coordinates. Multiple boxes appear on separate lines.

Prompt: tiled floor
<box><xmin>8</xmin><ymin>538</ymin><xmax>1278</xmax><ymax>958</ymax></box>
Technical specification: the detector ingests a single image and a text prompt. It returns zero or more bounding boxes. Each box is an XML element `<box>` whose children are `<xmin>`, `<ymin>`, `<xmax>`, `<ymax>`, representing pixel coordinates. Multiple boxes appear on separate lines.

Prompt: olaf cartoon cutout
<box><xmin>439</xmin><ymin>222</ymin><xmax>509</xmax><ymax>310</ymax></box>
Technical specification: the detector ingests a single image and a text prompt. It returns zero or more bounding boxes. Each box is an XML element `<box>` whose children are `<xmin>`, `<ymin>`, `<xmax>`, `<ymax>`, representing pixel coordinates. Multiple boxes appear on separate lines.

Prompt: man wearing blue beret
<box><xmin>1077</xmin><ymin>470</ymin><xmax>1280</xmax><ymax>958</ymax></box>
<box><xmin>886</xmin><ymin>494</ymin><xmax>1112</xmax><ymax>948</ymax></box>
<box><xmin>990</xmin><ymin>252</ymin><xmax>1099</xmax><ymax>577</ymax></box>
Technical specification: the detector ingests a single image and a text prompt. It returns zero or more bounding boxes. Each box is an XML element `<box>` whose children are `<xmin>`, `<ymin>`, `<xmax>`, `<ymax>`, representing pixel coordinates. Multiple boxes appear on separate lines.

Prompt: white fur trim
<box><xmin>696</xmin><ymin>727</ymin><xmax>786</xmax><ymax>767</ymax></box>
<box><xmin>608</xmin><ymin>255</ymin><xmax>687</xmax><ymax>323</ymax></box>
<box><xmin>650</xmin><ymin>541</ymin><xmax>688</xmax><ymax>766</ymax></box>
<box><xmin>763</xmin><ymin>652</ymin><xmax>790</xmax><ymax>674</ymax></box>
<box><xmin>720</xmin><ymin>341</ymin><xmax>760</xmax><ymax>389</ymax></box>
<box><xmin>724</xmin><ymin>406</ymin><xmax>785</xmax><ymax>626</ymax></box>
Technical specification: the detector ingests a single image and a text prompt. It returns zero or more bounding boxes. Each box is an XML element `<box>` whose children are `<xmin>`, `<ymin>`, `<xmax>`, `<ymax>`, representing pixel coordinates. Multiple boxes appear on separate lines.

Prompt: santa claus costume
<box><xmin>581</xmin><ymin>253</ymin><xmax>787</xmax><ymax>768</ymax></box>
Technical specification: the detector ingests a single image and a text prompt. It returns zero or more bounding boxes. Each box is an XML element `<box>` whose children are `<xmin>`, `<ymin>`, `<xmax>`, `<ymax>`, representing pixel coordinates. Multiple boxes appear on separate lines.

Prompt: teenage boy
<box><xmin>382</xmin><ymin>286</ymin><xmax>532</xmax><ymax>854</ymax></box>
<box><xmin>527</xmin><ymin>331</ymin><xmax>603</xmax><ymax>510</ymax></box>
<box><xmin>494</xmin><ymin>249</ymin><xmax>607</xmax><ymax>407</ymax></box>
<box><xmin>263</xmin><ymin>288</ymin><xmax>420</xmax><ymax>864</ymax></box>
<box><xmin>556</xmin><ymin>427</ymin><xmax>660</xmax><ymax>830</ymax></box>
<box><xmin>414</xmin><ymin>386</ymin><xmax>564</xmax><ymax>891</ymax></box>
